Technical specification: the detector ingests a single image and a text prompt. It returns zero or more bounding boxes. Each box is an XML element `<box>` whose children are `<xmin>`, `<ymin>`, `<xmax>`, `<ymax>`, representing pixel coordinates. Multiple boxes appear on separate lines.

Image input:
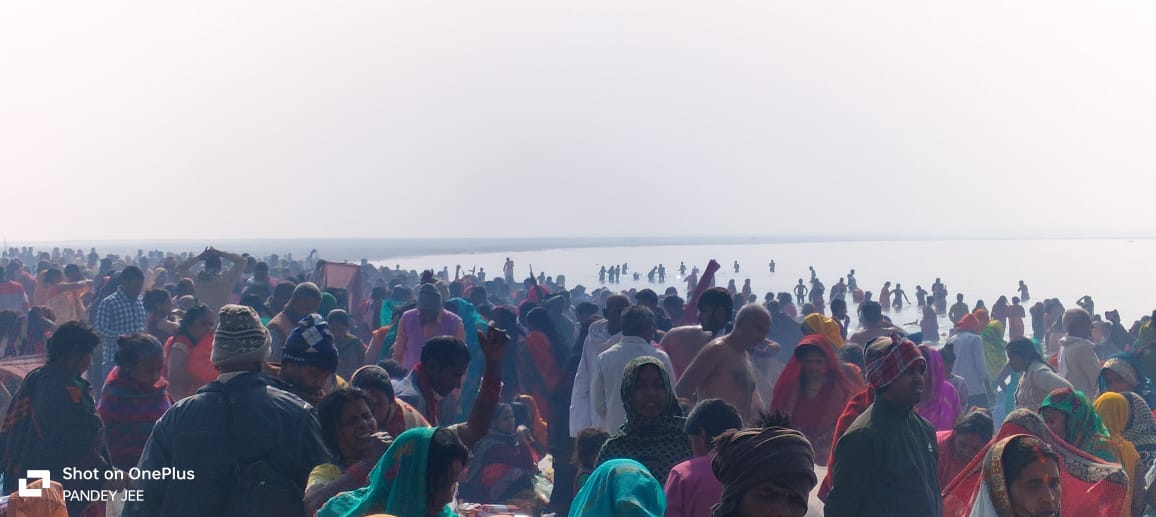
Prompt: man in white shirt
<box><xmin>947</xmin><ymin>313</ymin><xmax>990</xmax><ymax>409</ymax></box>
<box><xmin>593</xmin><ymin>305</ymin><xmax>675</xmax><ymax>433</ymax></box>
<box><xmin>1057</xmin><ymin>308</ymin><xmax>1101</xmax><ymax>400</ymax></box>
<box><xmin>569</xmin><ymin>294</ymin><xmax>630</xmax><ymax>436</ymax></box>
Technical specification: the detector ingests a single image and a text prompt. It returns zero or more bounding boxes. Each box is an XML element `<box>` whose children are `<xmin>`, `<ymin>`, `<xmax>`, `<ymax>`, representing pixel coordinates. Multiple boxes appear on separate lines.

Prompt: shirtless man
<box><xmin>675</xmin><ymin>304</ymin><xmax>772</xmax><ymax>423</ymax></box>
<box><xmin>849</xmin><ymin>301</ymin><xmax>906</xmax><ymax>348</ymax></box>
<box><xmin>658</xmin><ymin>287</ymin><xmax>733</xmax><ymax>379</ymax></box>
<box><xmin>1017</xmin><ymin>280</ymin><xmax>1030</xmax><ymax>302</ymax></box>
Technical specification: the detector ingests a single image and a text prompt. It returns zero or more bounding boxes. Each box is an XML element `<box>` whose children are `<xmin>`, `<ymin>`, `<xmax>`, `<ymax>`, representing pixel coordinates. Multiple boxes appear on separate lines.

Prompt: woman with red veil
<box><xmin>769</xmin><ymin>334</ymin><xmax>859</xmax><ymax>465</ymax></box>
<box><xmin>941</xmin><ymin>408</ymin><xmax>1128</xmax><ymax>517</ymax></box>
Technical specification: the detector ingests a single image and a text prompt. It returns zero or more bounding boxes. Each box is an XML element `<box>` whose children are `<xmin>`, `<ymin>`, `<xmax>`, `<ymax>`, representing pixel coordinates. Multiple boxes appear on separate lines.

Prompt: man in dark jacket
<box><xmin>126</xmin><ymin>305</ymin><xmax>328</xmax><ymax>517</ymax></box>
<box><xmin>825</xmin><ymin>336</ymin><xmax>940</xmax><ymax>517</ymax></box>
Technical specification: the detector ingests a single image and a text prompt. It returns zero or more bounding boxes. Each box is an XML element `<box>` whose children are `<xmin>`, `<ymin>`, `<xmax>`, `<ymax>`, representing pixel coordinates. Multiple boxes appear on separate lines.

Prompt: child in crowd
<box><xmin>941</xmin><ymin>343</ymin><xmax>970</xmax><ymax>409</ymax></box>
<box><xmin>572</xmin><ymin>427</ymin><xmax>610</xmax><ymax>496</ymax></box>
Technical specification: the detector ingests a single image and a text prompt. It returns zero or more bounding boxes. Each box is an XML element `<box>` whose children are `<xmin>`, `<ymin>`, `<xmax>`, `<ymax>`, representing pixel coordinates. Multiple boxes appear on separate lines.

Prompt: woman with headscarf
<box><xmin>317</xmin><ymin>427</ymin><xmax>470</xmax><ymax>517</ymax></box>
<box><xmin>942</xmin><ymin>408</ymin><xmax>1127</xmax><ymax>517</ymax></box>
<box><xmin>980</xmin><ymin>321</ymin><xmax>1008</xmax><ymax>384</ymax></box>
<box><xmin>916</xmin><ymin>345</ymin><xmax>961</xmax><ymax>431</ymax></box>
<box><xmin>965</xmin><ymin>434</ymin><xmax>1061</xmax><ymax>517</ymax></box>
<box><xmin>1094</xmin><ymin>392</ymin><xmax>1145</xmax><ymax>517</ymax></box>
<box><xmin>710</xmin><ymin>417</ymin><xmax>818</xmax><ymax>517</ymax></box>
<box><xmin>596</xmin><ymin>356</ymin><xmax>693</xmax><ymax>483</ymax></box>
<box><xmin>1100</xmin><ymin>353</ymin><xmax>1156</xmax><ymax>408</ymax></box>
<box><xmin>801</xmin><ymin>313</ymin><xmax>844</xmax><ymax>350</ymax></box>
<box><xmin>1039</xmin><ymin>387</ymin><xmax>1118</xmax><ymax>462</ymax></box>
<box><xmin>769</xmin><ymin>335</ymin><xmax>857</xmax><ymax>463</ymax></box>
<box><xmin>974</xmin><ymin>307</ymin><xmax>991</xmax><ymax>328</ymax></box>
<box><xmin>569</xmin><ymin>458</ymin><xmax>666</xmax><ymax>517</ymax></box>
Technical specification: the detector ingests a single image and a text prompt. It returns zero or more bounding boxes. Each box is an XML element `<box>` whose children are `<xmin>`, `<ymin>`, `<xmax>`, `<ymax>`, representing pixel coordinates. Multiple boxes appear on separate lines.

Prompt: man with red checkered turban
<box><xmin>824</xmin><ymin>335</ymin><xmax>942</xmax><ymax>517</ymax></box>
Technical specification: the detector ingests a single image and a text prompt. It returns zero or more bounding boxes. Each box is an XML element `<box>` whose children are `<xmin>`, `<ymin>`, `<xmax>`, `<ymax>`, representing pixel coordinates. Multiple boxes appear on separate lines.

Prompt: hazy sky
<box><xmin>4</xmin><ymin>1</ymin><xmax>1155</xmax><ymax>242</ymax></box>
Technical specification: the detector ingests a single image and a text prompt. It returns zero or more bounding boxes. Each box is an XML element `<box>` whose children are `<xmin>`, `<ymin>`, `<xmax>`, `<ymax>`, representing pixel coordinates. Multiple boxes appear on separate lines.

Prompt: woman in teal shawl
<box><xmin>317</xmin><ymin>427</ymin><xmax>470</xmax><ymax>517</ymax></box>
<box><xmin>1040</xmin><ymin>387</ymin><xmax>1119</xmax><ymax>463</ymax></box>
<box><xmin>569</xmin><ymin>458</ymin><xmax>666</xmax><ymax>517</ymax></box>
<box><xmin>445</xmin><ymin>298</ymin><xmax>485</xmax><ymax>423</ymax></box>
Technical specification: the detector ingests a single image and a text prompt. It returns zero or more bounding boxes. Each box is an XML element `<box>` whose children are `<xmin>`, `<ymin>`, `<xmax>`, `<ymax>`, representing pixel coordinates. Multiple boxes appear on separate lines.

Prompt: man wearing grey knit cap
<box><xmin>126</xmin><ymin>304</ymin><xmax>329</xmax><ymax>517</ymax></box>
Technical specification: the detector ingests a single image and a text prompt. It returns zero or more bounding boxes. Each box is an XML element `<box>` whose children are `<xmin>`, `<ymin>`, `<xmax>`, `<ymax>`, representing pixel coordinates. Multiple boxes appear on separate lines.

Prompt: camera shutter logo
<box><xmin>18</xmin><ymin>470</ymin><xmax>51</xmax><ymax>497</ymax></box>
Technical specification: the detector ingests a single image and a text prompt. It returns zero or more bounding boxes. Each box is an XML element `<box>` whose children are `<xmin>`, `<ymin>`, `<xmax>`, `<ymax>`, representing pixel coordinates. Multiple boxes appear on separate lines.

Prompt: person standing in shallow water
<box><xmin>879</xmin><ymin>281</ymin><xmax>892</xmax><ymax>311</ymax></box>
<box><xmin>892</xmin><ymin>283</ymin><xmax>910</xmax><ymax>311</ymax></box>
<box><xmin>1018</xmin><ymin>280</ymin><xmax>1030</xmax><ymax>302</ymax></box>
<box><xmin>794</xmin><ymin>279</ymin><xmax>808</xmax><ymax>306</ymax></box>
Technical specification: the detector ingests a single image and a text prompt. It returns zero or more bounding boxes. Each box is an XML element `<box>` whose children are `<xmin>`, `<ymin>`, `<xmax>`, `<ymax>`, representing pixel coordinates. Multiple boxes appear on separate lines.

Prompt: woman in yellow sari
<box><xmin>1094</xmin><ymin>392</ymin><xmax>1144</xmax><ymax>516</ymax></box>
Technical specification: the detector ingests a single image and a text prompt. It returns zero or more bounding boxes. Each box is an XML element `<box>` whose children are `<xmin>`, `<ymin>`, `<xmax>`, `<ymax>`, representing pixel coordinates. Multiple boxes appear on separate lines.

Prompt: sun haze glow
<box><xmin>3</xmin><ymin>1</ymin><xmax>1155</xmax><ymax>242</ymax></box>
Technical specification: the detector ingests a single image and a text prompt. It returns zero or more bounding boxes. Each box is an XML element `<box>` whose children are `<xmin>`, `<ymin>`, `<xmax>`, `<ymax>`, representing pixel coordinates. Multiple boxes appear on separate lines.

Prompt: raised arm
<box><xmin>678</xmin><ymin>260</ymin><xmax>720</xmax><ymax>326</ymax></box>
<box><xmin>175</xmin><ymin>250</ymin><xmax>206</xmax><ymax>277</ymax></box>
<box><xmin>456</xmin><ymin>325</ymin><xmax>509</xmax><ymax>448</ymax></box>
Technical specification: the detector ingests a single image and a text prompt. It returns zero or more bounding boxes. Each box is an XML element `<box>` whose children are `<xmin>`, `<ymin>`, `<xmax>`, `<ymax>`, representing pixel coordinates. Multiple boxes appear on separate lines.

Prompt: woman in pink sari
<box><xmin>941</xmin><ymin>408</ymin><xmax>1127</xmax><ymax>517</ymax></box>
<box><xmin>917</xmin><ymin>345</ymin><xmax>961</xmax><ymax>431</ymax></box>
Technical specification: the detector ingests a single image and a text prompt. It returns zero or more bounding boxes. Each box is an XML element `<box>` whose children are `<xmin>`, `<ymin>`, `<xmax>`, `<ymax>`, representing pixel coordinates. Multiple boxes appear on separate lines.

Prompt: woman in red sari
<box><xmin>769</xmin><ymin>334</ymin><xmax>858</xmax><ymax>465</ymax></box>
<box><xmin>941</xmin><ymin>408</ymin><xmax>1128</xmax><ymax>517</ymax></box>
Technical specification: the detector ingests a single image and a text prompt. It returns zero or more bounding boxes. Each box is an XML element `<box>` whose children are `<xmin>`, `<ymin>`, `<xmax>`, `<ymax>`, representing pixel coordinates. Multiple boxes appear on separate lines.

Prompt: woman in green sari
<box><xmin>317</xmin><ymin>427</ymin><xmax>470</xmax><ymax>517</ymax></box>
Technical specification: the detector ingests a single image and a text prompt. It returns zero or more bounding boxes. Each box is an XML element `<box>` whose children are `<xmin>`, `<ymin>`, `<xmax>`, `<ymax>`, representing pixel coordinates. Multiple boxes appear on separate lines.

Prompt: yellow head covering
<box><xmin>1095</xmin><ymin>392</ymin><xmax>1131</xmax><ymax>440</ymax></box>
<box><xmin>1095</xmin><ymin>391</ymin><xmax>1141</xmax><ymax>515</ymax></box>
<box><xmin>803</xmin><ymin>313</ymin><xmax>845</xmax><ymax>350</ymax></box>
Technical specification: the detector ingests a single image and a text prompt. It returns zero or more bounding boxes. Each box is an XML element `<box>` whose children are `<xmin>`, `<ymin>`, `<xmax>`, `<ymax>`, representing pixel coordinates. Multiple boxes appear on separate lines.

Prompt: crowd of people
<box><xmin>0</xmin><ymin>245</ymin><xmax>1154</xmax><ymax>516</ymax></box>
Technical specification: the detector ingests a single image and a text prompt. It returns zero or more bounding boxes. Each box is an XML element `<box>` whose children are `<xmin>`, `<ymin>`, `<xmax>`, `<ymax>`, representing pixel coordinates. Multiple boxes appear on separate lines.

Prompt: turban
<box><xmin>711</xmin><ymin>426</ymin><xmax>817</xmax><ymax>516</ymax></box>
<box><xmin>864</xmin><ymin>335</ymin><xmax>925</xmax><ymax>389</ymax></box>
<box><xmin>803</xmin><ymin>313</ymin><xmax>845</xmax><ymax>349</ymax></box>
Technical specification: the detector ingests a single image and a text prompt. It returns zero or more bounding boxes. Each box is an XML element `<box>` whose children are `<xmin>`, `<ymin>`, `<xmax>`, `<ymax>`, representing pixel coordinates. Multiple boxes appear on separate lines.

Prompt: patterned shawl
<box><xmin>967</xmin><ymin>434</ymin><xmax>1046</xmax><ymax>517</ymax></box>
<box><xmin>942</xmin><ymin>409</ymin><xmax>1127</xmax><ymax>517</ymax></box>
<box><xmin>1119</xmin><ymin>391</ymin><xmax>1156</xmax><ymax>474</ymax></box>
<box><xmin>1040</xmin><ymin>387</ymin><xmax>1117</xmax><ymax>463</ymax></box>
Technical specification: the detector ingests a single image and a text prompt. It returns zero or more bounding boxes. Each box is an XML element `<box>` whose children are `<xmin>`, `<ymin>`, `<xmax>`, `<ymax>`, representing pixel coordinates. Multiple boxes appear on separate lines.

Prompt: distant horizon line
<box><xmin>6</xmin><ymin>233</ymin><xmax>1156</xmax><ymax>245</ymax></box>
<box><xmin>5</xmin><ymin>234</ymin><xmax>1155</xmax><ymax>263</ymax></box>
